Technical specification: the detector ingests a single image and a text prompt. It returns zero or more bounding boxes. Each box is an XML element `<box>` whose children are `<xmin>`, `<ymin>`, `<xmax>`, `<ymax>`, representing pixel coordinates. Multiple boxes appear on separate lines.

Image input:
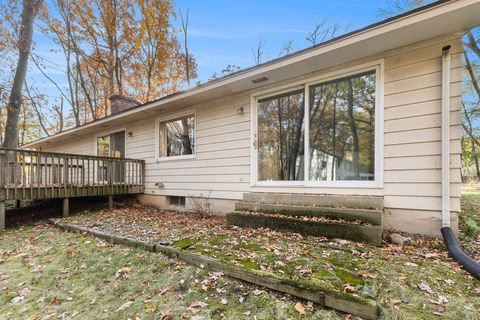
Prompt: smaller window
<box><xmin>158</xmin><ymin>114</ymin><xmax>195</xmax><ymax>159</ymax></box>
<box><xmin>168</xmin><ymin>196</ymin><xmax>186</xmax><ymax>207</ymax></box>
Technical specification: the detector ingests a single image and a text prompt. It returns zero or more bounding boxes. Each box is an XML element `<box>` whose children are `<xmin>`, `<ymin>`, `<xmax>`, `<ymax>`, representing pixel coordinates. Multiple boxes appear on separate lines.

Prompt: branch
<box><xmin>29</xmin><ymin>53</ymin><xmax>72</xmax><ymax>105</ymax></box>
<box><xmin>464</xmin><ymin>51</ymin><xmax>480</xmax><ymax>104</ymax></box>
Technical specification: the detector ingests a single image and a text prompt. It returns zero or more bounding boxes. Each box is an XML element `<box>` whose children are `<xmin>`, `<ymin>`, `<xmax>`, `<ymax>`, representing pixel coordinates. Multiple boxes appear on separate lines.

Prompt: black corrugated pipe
<box><xmin>441</xmin><ymin>45</ymin><xmax>480</xmax><ymax>280</ymax></box>
<box><xmin>441</xmin><ymin>227</ymin><xmax>480</xmax><ymax>280</ymax></box>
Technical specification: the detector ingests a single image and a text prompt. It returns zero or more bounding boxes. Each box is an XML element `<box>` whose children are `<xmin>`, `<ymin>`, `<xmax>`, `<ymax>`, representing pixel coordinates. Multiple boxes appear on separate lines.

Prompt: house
<box><xmin>23</xmin><ymin>0</ymin><xmax>480</xmax><ymax>237</ymax></box>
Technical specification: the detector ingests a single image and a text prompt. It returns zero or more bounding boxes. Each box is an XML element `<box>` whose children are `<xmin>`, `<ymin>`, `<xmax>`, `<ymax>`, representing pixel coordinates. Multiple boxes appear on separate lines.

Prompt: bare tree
<box><xmin>252</xmin><ymin>38</ymin><xmax>267</xmax><ymax>65</ymax></box>
<box><xmin>306</xmin><ymin>19</ymin><xmax>346</xmax><ymax>46</ymax></box>
<box><xmin>179</xmin><ymin>8</ymin><xmax>191</xmax><ymax>87</ymax></box>
<box><xmin>25</xmin><ymin>82</ymin><xmax>50</xmax><ymax>137</ymax></box>
<box><xmin>3</xmin><ymin>0</ymin><xmax>43</xmax><ymax>148</ymax></box>
<box><xmin>279</xmin><ymin>40</ymin><xmax>294</xmax><ymax>57</ymax></box>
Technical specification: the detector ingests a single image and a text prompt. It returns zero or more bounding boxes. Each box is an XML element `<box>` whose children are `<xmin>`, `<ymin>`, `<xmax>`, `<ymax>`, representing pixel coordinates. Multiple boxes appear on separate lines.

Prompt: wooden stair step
<box><xmin>227</xmin><ymin>211</ymin><xmax>383</xmax><ymax>246</ymax></box>
<box><xmin>235</xmin><ymin>202</ymin><xmax>382</xmax><ymax>225</ymax></box>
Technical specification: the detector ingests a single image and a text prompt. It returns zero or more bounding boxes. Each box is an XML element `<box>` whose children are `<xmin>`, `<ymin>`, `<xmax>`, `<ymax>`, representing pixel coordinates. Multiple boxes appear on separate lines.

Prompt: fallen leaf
<box><xmin>145</xmin><ymin>303</ymin><xmax>156</xmax><ymax>313</ymax></box>
<box><xmin>117</xmin><ymin>301</ymin><xmax>134</xmax><ymax>311</ymax></box>
<box><xmin>19</xmin><ymin>287</ymin><xmax>30</xmax><ymax>296</ymax></box>
<box><xmin>189</xmin><ymin>301</ymin><xmax>208</xmax><ymax>308</ymax></box>
<box><xmin>252</xmin><ymin>289</ymin><xmax>263</xmax><ymax>296</ymax></box>
<box><xmin>220</xmin><ymin>298</ymin><xmax>228</xmax><ymax>305</ymax></box>
<box><xmin>160</xmin><ymin>313</ymin><xmax>172</xmax><ymax>320</ymax></box>
<box><xmin>11</xmin><ymin>296</ymin><xmax>24</xmax><ymax>303</ymax></box>
<box><xmin>115</xmin><ymin>267</ymin><xmax>132</xmax><ymax>279</ymax></box>
<box><xmin>438</xmin><ymin>296</ymin><xmax>449</xmax><ymax>304</ymax></box>
<box><xmin>418</xmin><ymin>282</ymin><xmax>434</xmax><ymax>294</ymax></box>
<box><xmin>343</xmin><ymin>284</ymin><xmax>357</xmax><ymax>293</ymax></box>
<box><xmin>444</xmin><ymin>279</ymin><xmax>455</xmax><ymax>286</ymax></box>
<box><xmin>160</xmin><ymin>285</ymin><xmax>175</xmax><ymax>296</ymax></box>
<box><xmin>294</xmin><ymin>302</ymin><xmax>306</xmax><ymax>315</ymax></box>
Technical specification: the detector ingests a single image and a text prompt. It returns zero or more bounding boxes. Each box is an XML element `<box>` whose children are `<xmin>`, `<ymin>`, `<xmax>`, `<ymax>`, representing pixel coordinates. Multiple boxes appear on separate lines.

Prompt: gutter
<box><xmin>440</xmin><ymin>45</ymin><xmax>480</xmax><ymax>280</ymax></box>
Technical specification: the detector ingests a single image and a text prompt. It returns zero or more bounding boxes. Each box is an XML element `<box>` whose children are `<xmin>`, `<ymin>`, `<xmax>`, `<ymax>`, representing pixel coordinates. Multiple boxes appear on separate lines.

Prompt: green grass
<box><xmin>55</xmin><ymin>204</ymin><xmax>480</xmax><ymax>319</ymax></box>
<box><xmin>0</xmin><ymin>225</ymin><xmax>342</xmax><ymax>319</ymax></box>
<box><xmin>3</xmin><ymin>193</ymin><xmax>480</xmax><ymax>320</ymax></box>
<box><xmin>460</xmin><ymin>185</ymin><xmax>480</xmax><ymax>239</ymax></box>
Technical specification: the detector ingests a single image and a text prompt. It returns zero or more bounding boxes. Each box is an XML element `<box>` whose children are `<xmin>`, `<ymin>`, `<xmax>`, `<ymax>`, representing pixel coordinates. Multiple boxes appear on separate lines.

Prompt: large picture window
<box><xmin>158</xmin><ymin>114</ymin><xmax>195</xmax><ymax>159</ymax></box>
<box><xmin>257</xmin><ymin>90</ymin><xmax>305</xmax><ymax>181</ymax></box>
<box><xmin>254</xmin><ymin>67</ymin><xmax>379</xmax><ymax>186</ymax></box>
<box><xmin>309</xmin><ymin>71</ymin><xmax>376</xmax><ymax>181</ymax></box>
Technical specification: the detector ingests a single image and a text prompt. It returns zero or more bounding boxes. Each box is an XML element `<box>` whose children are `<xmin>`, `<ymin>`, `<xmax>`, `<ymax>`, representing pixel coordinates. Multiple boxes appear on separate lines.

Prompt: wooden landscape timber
<box><xmin>51</xmin><ymin>220</ymin><xmax>379</xmax><ymax>319</ymax></box>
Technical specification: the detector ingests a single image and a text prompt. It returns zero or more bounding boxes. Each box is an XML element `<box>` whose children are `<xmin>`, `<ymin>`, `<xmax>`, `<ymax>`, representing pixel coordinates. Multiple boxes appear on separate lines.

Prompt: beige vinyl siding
<box><xmin>382</xmin><ymin>34</ymin><xmax>462</xmax><ymax>229</ymax></box>
<box><xmin>41</xmin><ymin>137</ymin><xmax>95</xmax><ymax>156</ymax></box>
<box><xmin>39</xmin><ymin>33</ymin><xmax>462</xmax><ymax>235</ymax></box>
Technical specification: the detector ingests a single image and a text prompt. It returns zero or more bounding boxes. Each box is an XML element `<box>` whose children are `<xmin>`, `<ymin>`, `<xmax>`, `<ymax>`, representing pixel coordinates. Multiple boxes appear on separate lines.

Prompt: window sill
<box><xmin>156</xmin><ymin>154</ymin><xmax>195</xmax><ymax>163</ymax></box>
<box><xmin>252</xmin><ymin>181</ymin><xmax>383</xmax><ymax>189</ymax></box>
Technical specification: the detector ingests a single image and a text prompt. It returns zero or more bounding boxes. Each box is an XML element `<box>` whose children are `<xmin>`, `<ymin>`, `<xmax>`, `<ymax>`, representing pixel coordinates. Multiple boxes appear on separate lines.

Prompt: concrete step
<box><xmin>227</xmin><ymin>211</ymin><xmax>383</xmax><ymax>246</ymax></box>
<box><xmin>243</xmin><ymin>193</ymin><xmax>383</xmax><ymax>210</ymax></box>
<box><xmin>234</xmin><ymin>202</ymin><xmax>382</xmax><ymax>225</ymax></box>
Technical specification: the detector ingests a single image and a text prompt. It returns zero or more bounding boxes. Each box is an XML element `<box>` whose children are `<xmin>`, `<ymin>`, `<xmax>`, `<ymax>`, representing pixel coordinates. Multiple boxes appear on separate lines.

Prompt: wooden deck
<box><xmin>0</xmin><ymin>148</ymin><xmax>145</xmax><ymax>230</ymax></box>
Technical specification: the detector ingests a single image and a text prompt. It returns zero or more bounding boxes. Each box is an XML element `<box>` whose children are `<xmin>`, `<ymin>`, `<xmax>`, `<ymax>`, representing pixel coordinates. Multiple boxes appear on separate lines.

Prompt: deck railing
<box><xmin>0</xmin><ymin>148</ymin><xmax>145</xmax><ymax>201</ymax></box>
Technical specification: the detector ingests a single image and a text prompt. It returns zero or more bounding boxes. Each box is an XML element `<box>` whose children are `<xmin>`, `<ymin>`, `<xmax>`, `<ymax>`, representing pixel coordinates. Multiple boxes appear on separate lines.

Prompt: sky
<box><xmin>173</xmin><ymin>0</ymin><xmax>387</xmax><ymax>82</ymax></box>
<box><xmin>26</xmin><ymin>0</ymin><xmax>392</xmax><ymax>101</ymax></box>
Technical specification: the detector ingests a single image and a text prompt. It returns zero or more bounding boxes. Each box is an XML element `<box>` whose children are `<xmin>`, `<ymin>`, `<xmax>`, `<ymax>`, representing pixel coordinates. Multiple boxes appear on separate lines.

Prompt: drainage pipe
<box><xmin>440</xmin><ymin>45</ymin><xmax>480</xmax><ymax>280</ymax></box>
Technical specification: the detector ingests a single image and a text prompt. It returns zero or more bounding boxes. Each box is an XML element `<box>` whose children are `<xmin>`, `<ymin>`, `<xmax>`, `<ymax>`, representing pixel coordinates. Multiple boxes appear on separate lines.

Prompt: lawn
<box><xmin>1</xmin><ymin>193</ymin><xmax>479</xmax><ymax>319</ymax></box>
<box><xmin>0</xmin><ymin>225</ymin><xmax>341</xmax><ymax>319</ymax></box>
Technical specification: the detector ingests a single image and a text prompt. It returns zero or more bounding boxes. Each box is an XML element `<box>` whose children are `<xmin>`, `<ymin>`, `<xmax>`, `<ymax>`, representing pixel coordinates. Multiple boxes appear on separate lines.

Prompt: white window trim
<box><xmin>250</xmin><ymin>59</ymin><xmax>384</xmax><ymax>188</ymax></box>
<box><xmin>93</xmin><ymin>128</ymin><xmax>128</xmax><ymax>158</ymax></box>
<box><xmin>155</xmin><ymin>109</ymin><xmax>197</xmax><ymax>162</ymax></box>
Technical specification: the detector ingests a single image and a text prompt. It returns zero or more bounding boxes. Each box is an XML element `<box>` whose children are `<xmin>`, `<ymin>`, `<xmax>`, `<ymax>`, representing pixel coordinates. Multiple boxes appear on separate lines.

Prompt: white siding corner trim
<box><xmin>250</xmin><ymin>59</ymin><xmax>385</xmax><ymax>189</ymax></box>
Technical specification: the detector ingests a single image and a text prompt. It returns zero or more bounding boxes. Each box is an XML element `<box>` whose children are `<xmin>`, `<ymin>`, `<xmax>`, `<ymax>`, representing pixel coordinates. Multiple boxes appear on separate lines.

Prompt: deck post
<box><xmin>63</xmin><ymin>198</ymin><xmax>69</xmax><ymax>217</ymax></box>
<box><xmin>0</xmin><ymin>201</ymin><xmax>5</xmax><ymax>231</ymax></box>
<box><xmin>108</xmin><ymin>195</ymin><xmax>113</xmax><ymax>209</ymax></box>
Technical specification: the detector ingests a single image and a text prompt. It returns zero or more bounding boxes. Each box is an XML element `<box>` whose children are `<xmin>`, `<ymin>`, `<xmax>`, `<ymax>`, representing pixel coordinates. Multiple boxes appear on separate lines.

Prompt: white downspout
<box><xmin>441</xmin><ymin>45</ymin><xmax>451</xmax><ymax>228</ymax></box>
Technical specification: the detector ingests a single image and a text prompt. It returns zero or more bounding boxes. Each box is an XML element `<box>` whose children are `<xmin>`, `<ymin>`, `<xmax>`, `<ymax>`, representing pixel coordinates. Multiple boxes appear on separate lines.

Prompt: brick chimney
<box><xmin>109</xmin><ymin>95</ymin><xmax>140</xmax><ymax>115</ymax></box>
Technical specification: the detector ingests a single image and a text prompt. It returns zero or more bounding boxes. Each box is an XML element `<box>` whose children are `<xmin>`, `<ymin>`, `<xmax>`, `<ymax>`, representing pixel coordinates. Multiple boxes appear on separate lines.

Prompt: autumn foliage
<box><xmin>0</xmin><ymin>0</ymin><xmax>197</xmax><ymax>145</ymax></box>
<box><xmin>45</xmin><ymin>0</ymin><xmax>196</xmax><ymax>123</ymax></box>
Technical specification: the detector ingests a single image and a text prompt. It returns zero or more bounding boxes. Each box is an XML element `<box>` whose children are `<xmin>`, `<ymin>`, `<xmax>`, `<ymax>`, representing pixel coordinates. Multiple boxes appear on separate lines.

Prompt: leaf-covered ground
<box><xmin>0</xmin><ymin>225</ymin><xmax>343</xmax><ymax>319</ymax></box>
<box><xmin>55</xmin><ymin>205</ymin><xmax>480</xmax><ymax>320</ymax></box>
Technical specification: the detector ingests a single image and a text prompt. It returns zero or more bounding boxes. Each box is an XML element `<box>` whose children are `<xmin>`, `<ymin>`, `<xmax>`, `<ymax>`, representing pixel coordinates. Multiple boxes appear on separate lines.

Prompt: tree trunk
<box><xmin>347</xmin><ymin>79</ymin><xmax>360</xmax><ymax>179</ymax></box>
<box><xmin>3</xmin><ymin>0</ymin><xmax>42</xmax><ymax>148</ymax></box>
<box><xmin>464</xmin><ymin>107</ymin><xmax>480</xmax><ymax>180</ymax></box>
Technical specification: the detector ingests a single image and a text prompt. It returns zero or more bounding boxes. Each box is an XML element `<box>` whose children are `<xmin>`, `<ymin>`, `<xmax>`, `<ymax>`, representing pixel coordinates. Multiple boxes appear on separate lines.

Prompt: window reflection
<box><xmin>309</xmin><ymin>72</ymin><xmax>375</xmax><ymax>181</ymax></box>
<box><xmin>257</xmin><ymin>90</ymin><xmax>305</xmax><ymax>181</ymax></box>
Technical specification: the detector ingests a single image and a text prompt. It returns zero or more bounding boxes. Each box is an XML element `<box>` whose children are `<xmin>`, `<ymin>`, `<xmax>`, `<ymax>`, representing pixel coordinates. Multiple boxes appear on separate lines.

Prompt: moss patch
<box><xmin>172</xmin><ymin>237</ymin><xmax>199</xmax><ymax>249</ymax></box>
<box><xmin>239</xmin><ymin>258</ymin><xmax>260</xmax><ymax>270</ymax></box>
